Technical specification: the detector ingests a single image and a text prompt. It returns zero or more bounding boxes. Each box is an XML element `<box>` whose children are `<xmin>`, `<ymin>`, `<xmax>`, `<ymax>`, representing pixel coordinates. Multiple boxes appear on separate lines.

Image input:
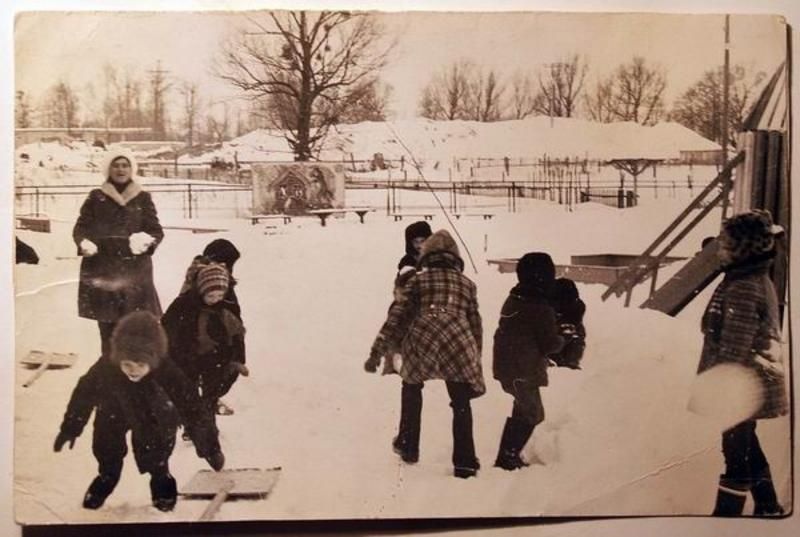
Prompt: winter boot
<box><xmin>394</xmin><ymin>383</ymin><xmax>422</xmax><ymax>464</ymax></box>
<box><xmin>752</xmin><ymin>469</ymin><xmax>784</xmax><ymax>516</ymax></box>
<box><xmin>451</xmin><ymin>394</ymin><xmax>479</xmax><ymax>479</ymax></box>
<box><xmin>494</xmin><ymin>417</ymin><xmax>533</xmax><ymax>471</ymax></box>
<box><xmin>150</xmin><ymin>472</ymin><xmax>178</xmax><ymax>512</ymax></box>
<box><xmin>712</xmin><ymin>476</ymin><xmax>748</xmax><ymax>516</ymax></box>
<box><xmin>82</xmin><ymin>473</ymin><xmax>121</xmax><ymax>510</ymax></box>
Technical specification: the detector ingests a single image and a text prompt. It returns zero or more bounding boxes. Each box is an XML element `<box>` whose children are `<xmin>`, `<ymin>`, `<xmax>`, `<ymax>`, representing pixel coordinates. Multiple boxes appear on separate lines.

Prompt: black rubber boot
<box><xmin>150</xmin><ymin>472</ymin><xmax>178</xmax><ymax>512</ymax></box>
<box><xmin>752</xmin><ymin>468</ymin><xmax>784</xmax><ymax>516</ymax></box>
<box><xmin>451</xmin><ymin>399</ymin><xmax>479</xmax><ymax>479</ymax></box>
<box><xmin>712</xmin><ymin>476</ymin><xmax>748</xmax><ymax>517</ymax></box>
<box><xmin>494</xmin><ymin>417</ymin><xmax>534</xmax><ymax>471</ymax></box>
<box><xmin>82</xmin><ymin>473</ymin><xmax>121</xmax><ymax>510</ymax></box>
<box><xmin>394</xmin><ymin>383</ymin><xmax>422</xmax><ymax>464</ymax></box>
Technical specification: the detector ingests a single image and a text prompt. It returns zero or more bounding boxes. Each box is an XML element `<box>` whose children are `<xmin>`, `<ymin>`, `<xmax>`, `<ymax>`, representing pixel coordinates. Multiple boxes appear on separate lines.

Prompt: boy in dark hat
<box><xmin>394</xmin><ymin>220</ymin><xmax>433</xmax><ymax>302</ymax></box>
<box><xmin>162</xmin><ymin>262</ymin><xmax>249</xmax><ymax>424</ymax></box>
<box><xmin>54</xmin><ymin>311</ymin><xmax>225</xmax><ymax>512</ymax></box>
<box><xmin>548</xmin><ymin>277</ymin><xmax>587</xmax><ymax>370</ymax></box>
<box><xmin>492</xmin><ymin>252</ymin><xmax>564</xmax><ymax>470</ymax></box>
<box><xmin>695</xmin><ymin>210</ymin><xmax>787</xmax><ymax>516</ymax></box>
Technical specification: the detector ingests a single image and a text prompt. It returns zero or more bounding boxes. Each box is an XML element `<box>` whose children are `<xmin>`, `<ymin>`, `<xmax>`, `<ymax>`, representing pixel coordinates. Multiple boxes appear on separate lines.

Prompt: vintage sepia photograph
<box><xmin>11</xmin><ymin>3</ymin><xmax>793</xmax><ymax>527</ymax></box>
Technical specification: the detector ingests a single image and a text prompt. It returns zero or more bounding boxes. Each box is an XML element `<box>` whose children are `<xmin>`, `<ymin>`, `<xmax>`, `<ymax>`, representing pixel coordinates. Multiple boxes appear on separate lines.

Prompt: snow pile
<box><xmin>12</xmin><ymin>178</ymin><xmax>790</xmax><ymax>524</ymax></box>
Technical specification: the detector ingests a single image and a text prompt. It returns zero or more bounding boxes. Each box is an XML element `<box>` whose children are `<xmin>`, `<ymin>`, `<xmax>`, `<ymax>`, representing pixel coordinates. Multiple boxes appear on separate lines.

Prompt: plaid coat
<box><xmin>372</xmin><ymin>251</ymin><xmax>485</xmax><ymax>395</ymax></box>
<box><xmin>698</xmin><ymin>259</ymin><xmax>788</xmax><ymax>420</ymax></box>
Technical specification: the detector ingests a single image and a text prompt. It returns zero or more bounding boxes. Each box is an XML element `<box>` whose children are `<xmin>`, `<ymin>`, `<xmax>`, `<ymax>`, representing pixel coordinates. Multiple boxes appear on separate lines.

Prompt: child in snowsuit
<box><xmin>54</xmin><ymin>311</ymin><xmax>225</xmax><ymax>512</ymax></box>
<box><xmin>548</xmin><ymin>277</ymin><xmax>587</xmax><ymax>370</ymax></box>
<box><xmin>492</xmin><ymin>252</ymin><xmax>564</xmax><ymax>470</ymax></box>
<box><xmin>696</xmin><ymin>210</ymin><xmax>788</xmax><ymax>516</ymax></box>
<box><xmin>162</xmin><ymin>263</ymin><xmax>248</xmax><ymax>425</ymax></box>
<box><xmin>180</xmin><ymin>239</ymin><xmax>242</xmax><ymax>313</ymax></box>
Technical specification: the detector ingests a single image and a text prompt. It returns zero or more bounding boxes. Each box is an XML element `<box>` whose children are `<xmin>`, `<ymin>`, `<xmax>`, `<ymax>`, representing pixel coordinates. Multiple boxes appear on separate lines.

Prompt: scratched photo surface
<box><xmin>13</xmin><ymin>9</ymin><xmax>792</xmax><ymax>524</ymax></box>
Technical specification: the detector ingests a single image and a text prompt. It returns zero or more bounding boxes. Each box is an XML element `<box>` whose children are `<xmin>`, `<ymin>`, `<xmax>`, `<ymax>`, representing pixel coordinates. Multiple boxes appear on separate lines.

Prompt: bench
<box><xmin>16</xmin><ymin>215</ymin><xmax>51</xmax><ymax>233</ymax></box>
<box><xmin>163</xmin><ymin>225</ymin><xmax>229</xmax><ymax>234</ymax></box>
<box><xmin>307</xmin><ymin>207</ymin><xmax>375</xmax><ymax>227</ymax></box>
<box><xmin>251</xmin><ymin>214</ymin><xmax>293</xmax><ymax>225</ymax></box>
<box><xmin>453</xmin><ymin>213</ymin><xmax>494</xmax><ymax>220</ymax></box>
<box><xmin>390</xmin><ymin>213</ymin><xmax>434</xmax><ymax>222</ymax></box>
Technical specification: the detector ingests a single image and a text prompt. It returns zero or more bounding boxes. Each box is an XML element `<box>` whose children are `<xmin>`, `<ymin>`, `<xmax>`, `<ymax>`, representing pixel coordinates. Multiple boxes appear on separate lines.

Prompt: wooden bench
<box><xmin>251</xmin><ymin>214</ymin><xmax>293</xmax><ymax>225</ymax></box>
<box><xmin>390</xmin><ymin>213</ymin><xmax>434</xmax><ymax>222</ymax></box>
<box><xmin>16</xmin><ymin>215</ymin><xmax>51</xmax><ymax>233</ymax></box>
<box><xmin>163</xmin><ymin>225</ymin><xmax>229</xmax><ymax>234</ymax></box>
<box><xmin>307</xmin><ymin>207</ymin><xmax>375</xmax><ymax>227</ymax></box>
<box><xmin>453</xmin><ymin>213</ymin><xmax>495</xmax><ymax>220</ymax></box>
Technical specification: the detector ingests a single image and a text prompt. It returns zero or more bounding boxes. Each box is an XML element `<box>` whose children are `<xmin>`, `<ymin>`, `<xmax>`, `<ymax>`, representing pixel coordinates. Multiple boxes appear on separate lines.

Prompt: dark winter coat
<box><xmin>15</xmin><ymin>237</ymin><xmax>39</xmax><ymax>264</ymax></box>
<box><xmin>549</xmin><ymin>282</ymin><xmax>587</xmax><ymax>368</ymax></box>
<box><xmin>58</xmin><ymin>355</ymin><xmax>220</xmax><ymax>472</ymax></box>
<box><xmin>372</xmin><ymin>250</ymin><xmax>485</xmax><ymax>395</ymax></box>
<box><xmin>493</xmin><ymin>284</ymin><xmax>564</xmax><ymax>387</ymax></box>
<box><xmin>161</xmin><ymin>291</ymin><xmax>245</xmax><ymax>393</ymax></box>
<box><xmin>697</xmin><ymin>257</ymin><xmax>788</xmax><ymax>420</ymax></box>
<box><xmin>73</xmin><ymin>181</ymin><xmax>164</xmax><ymax>322</ymax></box>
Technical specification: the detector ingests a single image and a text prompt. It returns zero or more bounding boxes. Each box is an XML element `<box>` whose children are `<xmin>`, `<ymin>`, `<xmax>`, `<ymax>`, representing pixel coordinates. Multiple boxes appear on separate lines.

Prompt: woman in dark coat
<box><xmin>54</xmin><ymin>312</ymin><xmax>224</xmax><ymax>512</ymax></box>
<box><xmin>366</xmin><ymin>229</ymin><xmax>484</xmax><ymax>478</ymax></box>
<box><xmin>73</xmin><ymin>149</ymin><xmax>164</xmax><ymax>356</ymax></box>
<box><xmin>492</xmin><ymin>253</ymin><xmax>564</xmax><ymax>470</ymax></box>
<box><xmin>695</xmin><ymin>210</ymin><xmax>788</xmax><ymax>516</ymax></box>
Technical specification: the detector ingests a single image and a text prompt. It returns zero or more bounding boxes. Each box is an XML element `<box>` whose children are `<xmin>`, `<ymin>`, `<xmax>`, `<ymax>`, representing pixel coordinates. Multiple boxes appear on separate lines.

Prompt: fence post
<box><xmin>188</xmin><ymin>184</ymin><xmax>193</xmax><ymax>219</ymax></box>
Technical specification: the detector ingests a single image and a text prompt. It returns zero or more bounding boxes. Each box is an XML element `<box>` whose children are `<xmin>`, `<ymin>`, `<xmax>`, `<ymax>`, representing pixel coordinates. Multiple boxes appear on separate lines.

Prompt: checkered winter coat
<box><xmin>371</xmin><ymin>250</ymin><xmax>485</xmax><ymax>395</ymax></box>
<box><xmin>697</xmin><ymin>259</ymin><xmax>788</xmax><ymax>420</ymax></box>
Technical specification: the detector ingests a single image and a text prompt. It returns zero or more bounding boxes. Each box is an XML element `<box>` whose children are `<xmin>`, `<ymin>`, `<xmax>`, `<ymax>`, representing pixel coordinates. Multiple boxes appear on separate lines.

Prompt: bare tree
<box><xmin>584</xmin><ymin>57</ymin><xmax>667</xmax><ymax>125</ymax></box>
<box><xmin>180</xmin><ymin>82</ymin><xmax>201</xmax><ymax>147</ymax></box>
<box><xmin>466</xmin><ymin>68</ymin><xmax>505</xmax><ymax>121</ymax></box>
<box><xmin>217</xmin><ymin>10</ymin><xmax>391</xmax><ymax>161</ymax></box>
<box><xmin>205</xmin><ymin>102</ymin><xmax>230</xmax><ymax>144</ymax></box>
<box><xmin>15</xmin><ymin>91</ymin><xmax>34</xmax><ymax>128</ymax></box>
<box><xmin>418</xmin><ymin>59</ymin><xmax>474</xmax><ymax>120</ymax></box>
<box><xmin>532</xmin><ymin>55</ymin><xmax>588</xmax><ymax>118</ymax></box>
<box><xmin>670</xmin><ymin>65</ymin><xmax>765</xmax><ymax>145</ymax></box>
<box><xmin>42</xmin><ymin>81</ymin><xmax>80</xmax><ymax>131</ymax></box>
<box><xmin>336</xmin><ymin>81</ymin><xmax>393</xmax><ymax>123</ymax></box>
<box><xmin>508</xmin><ymin>70</ymin><xmax>537</xmax><ymax>120</ymax></box>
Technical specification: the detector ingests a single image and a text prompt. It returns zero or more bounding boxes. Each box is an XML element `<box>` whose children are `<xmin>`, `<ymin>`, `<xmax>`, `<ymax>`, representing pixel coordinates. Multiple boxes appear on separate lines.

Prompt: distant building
<box><xmin>15</xmin><ymin>127</ymin><xmax>154</xmax><ymax>147</ymax></box>
<box><xmin>678</xmin><ymin>149</ymin><xmax>725</xmax><ymax>165</ymax></box>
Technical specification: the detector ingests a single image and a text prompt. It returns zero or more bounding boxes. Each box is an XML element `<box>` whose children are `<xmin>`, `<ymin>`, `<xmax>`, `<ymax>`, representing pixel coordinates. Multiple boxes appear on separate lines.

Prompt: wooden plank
<box><xmin>641</xmin><ymin>239</ymin><xmax>722</xmax><ymax>316</ymax></box>
<box><xmin>749</xmin><ymin>130</ymin><xmax>769</xmax><ymax>209</ymax></box>
<box><xmin>763</xmin><ymin>131</ymin><xmax>783</xmax><ymax>217</ymax></box>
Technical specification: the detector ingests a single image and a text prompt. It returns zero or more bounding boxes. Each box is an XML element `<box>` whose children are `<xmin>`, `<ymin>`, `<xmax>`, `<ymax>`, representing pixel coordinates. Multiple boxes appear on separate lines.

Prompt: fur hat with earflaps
<box><xmin>110</xmin><ymin>311</ymin><xmax>168</xmax><ymax>368</ymax></box>
<box><xmin>516</xmin><ymin>252</ymin><xmax>556</xmax><ymax>288</ymax></box>
<box><xmin>404</xmin><ymin>221</ymin><xmax>433</xmax><ymax>255</ymax></box>
<box><xmin>721</xmin><ymin>209</ymin><xmax>784</xmax><ymax>265</ymax></box>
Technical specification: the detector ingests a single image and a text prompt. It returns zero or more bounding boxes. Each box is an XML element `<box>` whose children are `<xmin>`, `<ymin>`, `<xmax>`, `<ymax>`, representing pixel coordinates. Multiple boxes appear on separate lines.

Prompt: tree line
<box><xmin>16</xmin><ymin>10</ymin><xmax>766</xmax><ymax>162</ymax></box>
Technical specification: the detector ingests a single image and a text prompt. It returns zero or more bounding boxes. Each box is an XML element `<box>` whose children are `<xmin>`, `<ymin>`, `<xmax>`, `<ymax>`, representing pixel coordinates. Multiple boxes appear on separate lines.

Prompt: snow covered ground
<box><xmin>12</xmin><ymin>174</ymin><xmax>792</xmax><ymax>525</ymax></box>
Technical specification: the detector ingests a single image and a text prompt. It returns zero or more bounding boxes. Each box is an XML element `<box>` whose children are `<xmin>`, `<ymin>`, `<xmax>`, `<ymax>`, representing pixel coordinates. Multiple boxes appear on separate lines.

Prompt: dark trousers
<box><xmin>398</xmin><ymin>381</ymin><xmax>478</xmax><ymax>468</ymax></box>
<box><xmin>92</xmin><ymin>410</ymin><xmax>176</xmax><ymax>476</ymax></box>
<box><xmin>98</xmin><ymin>321</ymin><xmax>117</xmax><ymax>358</ymax></box>
<box><xmin>501</xmin><ymin>379</ymin><xmax>545</xmax><ymax>427</ymax></box>
<box><xmin>721</xmin><ymin>420</ymin><xmax>769</xmax><ymax>489</ymax></box>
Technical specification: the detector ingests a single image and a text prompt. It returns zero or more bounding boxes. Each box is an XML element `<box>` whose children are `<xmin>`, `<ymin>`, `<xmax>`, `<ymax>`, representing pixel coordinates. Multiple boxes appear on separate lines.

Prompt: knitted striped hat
<box><xmin>196</xmin><ymin>263</ymin><xmax>230</xmax><ymax>297</ymax></box>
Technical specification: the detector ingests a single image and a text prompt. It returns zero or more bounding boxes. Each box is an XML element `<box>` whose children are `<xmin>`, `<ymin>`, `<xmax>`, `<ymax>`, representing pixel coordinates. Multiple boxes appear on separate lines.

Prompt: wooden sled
<box><xmin>20</xmin><ymin>350</ymin><xmax>78</xmax><ymax>388</ymax></box>
<box><xmin>181</xmin><ymin>467</ymin><xmax>281</xmax><ymax>521</ymax></box>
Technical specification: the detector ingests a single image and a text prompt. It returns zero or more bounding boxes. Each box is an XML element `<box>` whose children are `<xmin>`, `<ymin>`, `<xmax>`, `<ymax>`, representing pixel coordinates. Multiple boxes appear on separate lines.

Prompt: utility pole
<box><xmin>721</xmin><ymin>15</ymin><xmax>732</xmax><ymax>220</ymax></box>
<box><xmin>147</xmin><ymin>61</ymin><xmax>171</xmax><ymax>140</ymax></box>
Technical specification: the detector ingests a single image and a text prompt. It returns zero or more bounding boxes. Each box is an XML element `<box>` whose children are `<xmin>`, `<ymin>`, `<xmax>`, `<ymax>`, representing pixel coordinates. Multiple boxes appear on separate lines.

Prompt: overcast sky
<box><xmin>14</xmin><ymin>9</ymin><xmax>788</xmax><ymax>120</ymax></box>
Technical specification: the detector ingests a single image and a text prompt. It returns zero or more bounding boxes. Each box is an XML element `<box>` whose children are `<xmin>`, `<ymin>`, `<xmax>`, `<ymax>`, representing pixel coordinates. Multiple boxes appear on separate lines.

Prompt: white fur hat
<box><xmin>100</xmin><ymin>147</ymin><xmax>139</xmax><ymax>182</ymax></box>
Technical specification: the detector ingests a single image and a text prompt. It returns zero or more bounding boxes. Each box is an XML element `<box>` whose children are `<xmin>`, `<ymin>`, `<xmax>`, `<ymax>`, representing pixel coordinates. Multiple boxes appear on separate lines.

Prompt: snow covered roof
<box><xmin>179</xmin><ymin>117</ymin><xmax>720</xmax><ymax>166</ymax></box>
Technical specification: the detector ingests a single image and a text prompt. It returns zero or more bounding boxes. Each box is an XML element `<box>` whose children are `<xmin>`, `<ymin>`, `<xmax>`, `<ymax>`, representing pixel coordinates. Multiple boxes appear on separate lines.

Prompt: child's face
<box><xmin>203</xmin><ymin>289</ymin><xmax>226</xmax><ymax>305</ymax></box>
<box><xmin>412</xmin><ymin>237</ymin><xmax>426</xmax><ymax>254</ymax></box>
<box><xmin>119</xmin><ymin>360</ymin><xmax>151</xmax><ymax>382</ymax></box>
<box><xmin>717</xmin><ymin>232</ymin><xmax>735</xmax><ymax>265</ymax></box>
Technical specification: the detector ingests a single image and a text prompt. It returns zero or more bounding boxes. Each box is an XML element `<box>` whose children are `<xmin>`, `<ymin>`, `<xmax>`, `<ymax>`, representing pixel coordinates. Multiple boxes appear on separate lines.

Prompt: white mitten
<box><xmin>79</xmin><ymin>239</ymin><xmax>98</xmax><ymax>256</ymax></box>
<box><xmin>129</xmin><ymin>232</ymin><xmax>155</xmax><ymax>255</ymax></box>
